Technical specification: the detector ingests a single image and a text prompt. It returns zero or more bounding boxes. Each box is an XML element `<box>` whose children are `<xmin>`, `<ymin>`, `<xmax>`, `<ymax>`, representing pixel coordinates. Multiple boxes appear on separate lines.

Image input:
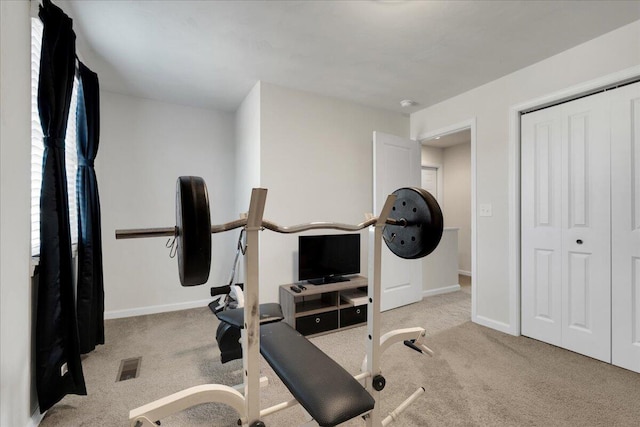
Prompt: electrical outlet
<box><xmin>479</xmin><ymin>203</ymin><xmax>493</xmax><ymax>217</ymax></box>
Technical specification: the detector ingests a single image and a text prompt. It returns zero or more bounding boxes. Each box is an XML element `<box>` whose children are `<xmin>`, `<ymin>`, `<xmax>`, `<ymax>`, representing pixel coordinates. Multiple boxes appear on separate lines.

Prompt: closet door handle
<box><xmin>576</xmin><ymin>239</ymin><xmax>583</xmax><ymax>244</ymax></box>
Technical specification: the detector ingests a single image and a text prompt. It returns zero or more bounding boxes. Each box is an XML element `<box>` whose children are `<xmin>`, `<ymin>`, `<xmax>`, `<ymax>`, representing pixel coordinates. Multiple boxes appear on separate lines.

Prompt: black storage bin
<box><xmin>340</xmin><ymin>305</ymin><xmax>367</xmax><ymax>327</ymax></box>
<box><xmin>296</xmin><ymin>311</ymin><xmax>338</xmax><ymax>336</ymax></box>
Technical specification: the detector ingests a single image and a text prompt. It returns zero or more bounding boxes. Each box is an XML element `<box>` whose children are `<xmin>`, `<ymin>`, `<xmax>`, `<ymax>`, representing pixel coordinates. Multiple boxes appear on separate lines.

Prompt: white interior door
<box><xmin>373</xmin><ymin>131</ymin><xmax>421</xmax><ymax>311</ymax></box>
<box><xmin>521</xmin><ymin>92</ymin><xmax>611</xmax><ymax>363</ymax></box>
<box><xmin>421</xmin><ymin>167</ymin><xmax>439</xmax><ymax>202</ymax></box>
<box><xmin>560</xmin><ymin>92</ymin><xmax>611</xmax><ymax>362</ymax></box>
<box><xmin>611</xmin><ymin>82</ymin><xmax>640</xmax><ymax>372</ymax></box>
<box><xmin>521</xmin><ymin>107</ymin><xmax>563</xmax><ymax>346</ymax></box>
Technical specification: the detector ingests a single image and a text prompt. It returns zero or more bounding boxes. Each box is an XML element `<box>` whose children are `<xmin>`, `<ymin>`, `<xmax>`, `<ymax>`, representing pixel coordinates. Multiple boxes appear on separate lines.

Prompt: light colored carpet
<box><xmin>40</xmin><ymin>280</ymin><xmax>640</xmax><ymax>426</ymax></box>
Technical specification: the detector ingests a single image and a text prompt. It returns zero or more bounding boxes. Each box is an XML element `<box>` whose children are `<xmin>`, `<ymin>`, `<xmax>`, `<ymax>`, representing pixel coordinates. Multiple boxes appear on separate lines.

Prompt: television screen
<box><xmin>298</xmin><ymin>234</ymin><xmax>360</xmax><ymax>284</ymax></box>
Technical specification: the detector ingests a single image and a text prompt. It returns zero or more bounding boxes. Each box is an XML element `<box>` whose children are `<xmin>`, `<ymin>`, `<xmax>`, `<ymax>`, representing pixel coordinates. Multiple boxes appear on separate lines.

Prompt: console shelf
<box><xmin>279</xmin><ymin>276</ymin><xmax>368</xmax><ymax>337</ymax></box>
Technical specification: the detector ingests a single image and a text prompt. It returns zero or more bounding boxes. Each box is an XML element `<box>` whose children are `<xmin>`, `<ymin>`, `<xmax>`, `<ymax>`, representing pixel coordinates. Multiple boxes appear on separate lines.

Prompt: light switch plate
<box><xmin>479</xmin><ymin>203</ymin><xmax>492</xmax><ymax>217</ymax></box>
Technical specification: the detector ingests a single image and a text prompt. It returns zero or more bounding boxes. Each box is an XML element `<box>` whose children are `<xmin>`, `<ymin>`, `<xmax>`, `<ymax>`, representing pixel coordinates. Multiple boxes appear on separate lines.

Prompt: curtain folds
<box><xmin>76</xmin><ymin>62</ymin><xmax>105</xmax><ymax>354</ymax></box>
<box><xmin>36</xmin><ymin>0</ymin><xmax>87</xmax><ymax>412</ymax></box>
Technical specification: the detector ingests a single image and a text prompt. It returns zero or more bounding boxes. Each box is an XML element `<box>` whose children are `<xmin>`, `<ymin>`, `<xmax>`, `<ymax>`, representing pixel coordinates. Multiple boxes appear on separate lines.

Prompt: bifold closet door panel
<box><xmin>611</xmin><ymin>82</ymin><xmax>640</xmax><ymax>373</ymax></box>
<box><xmin>521</xmin><ymin>108</ymin><xmax>563</xmax><ymax>346</ymax></box>
<box><xmin>521</xmin><ymin>91</ymin><xmax>611</xmax><ymax>363</ymax></box>
<box><xmin>559</xmin><ymin>92</ymin><xmax>611</xmax><ymax>363</ymax></box>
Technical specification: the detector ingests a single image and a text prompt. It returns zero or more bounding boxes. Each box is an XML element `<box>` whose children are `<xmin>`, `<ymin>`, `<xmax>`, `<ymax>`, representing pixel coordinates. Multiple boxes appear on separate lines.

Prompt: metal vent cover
<box><xmin>117</xmin><ymin>357</ymin><xmax>141</xmax><ymax>382</ymax></box>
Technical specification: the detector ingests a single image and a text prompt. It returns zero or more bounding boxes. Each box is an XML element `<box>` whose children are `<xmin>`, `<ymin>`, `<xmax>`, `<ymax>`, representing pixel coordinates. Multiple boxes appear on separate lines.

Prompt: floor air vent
<box><xmin>117</xmin><ymin>357</ymin><xmax>141</xmax><ymax>382</ymax></box>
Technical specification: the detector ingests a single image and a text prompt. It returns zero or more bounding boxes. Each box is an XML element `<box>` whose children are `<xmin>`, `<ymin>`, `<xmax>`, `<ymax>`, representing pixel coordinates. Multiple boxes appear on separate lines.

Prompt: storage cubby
<box><xmin>279</xmin><ymin>276</ymin><xmax>368</xmax><ymax>336</ymax></box>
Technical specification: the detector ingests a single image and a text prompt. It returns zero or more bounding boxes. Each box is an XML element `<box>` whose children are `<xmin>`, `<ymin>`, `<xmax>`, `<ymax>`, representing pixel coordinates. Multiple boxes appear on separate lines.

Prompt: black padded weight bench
<box><xmin>217</xmin><ymin>306</ymin><xmax>375</xmax><ymax>426</ymax></box>
<box><xmin>260</xmin><ymin>322</ymin><xmax>375</xmax><ymax>427</ymax></box>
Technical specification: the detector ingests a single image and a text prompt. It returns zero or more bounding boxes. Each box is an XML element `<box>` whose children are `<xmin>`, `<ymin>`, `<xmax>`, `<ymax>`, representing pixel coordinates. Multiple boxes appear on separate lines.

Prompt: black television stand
<box><xmin>307</xmin><ymin>276</ymin><xmax>350</xmax><ymax>285</ymax></box>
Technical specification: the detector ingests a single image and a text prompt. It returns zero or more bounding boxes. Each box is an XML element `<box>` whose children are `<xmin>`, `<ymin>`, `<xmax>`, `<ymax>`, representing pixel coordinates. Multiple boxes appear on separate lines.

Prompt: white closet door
<box><xmin>521</xmin><ymin>108</ymin><xmax>563</xmax><ymax>346</ymax></box>
<box><xmin>611</xmin><ymin>82</ymin><xmax>640</xmax><ymax>372</ymax></box>
<box><xmin>521</xmin><ymin>92</ymin><xmax>611</xmax><ymax>362</ymax></box>
<box><xmin>560</xmin><ymin>92</ymin><xmax>611</xmax><ymax>363</ymax></box>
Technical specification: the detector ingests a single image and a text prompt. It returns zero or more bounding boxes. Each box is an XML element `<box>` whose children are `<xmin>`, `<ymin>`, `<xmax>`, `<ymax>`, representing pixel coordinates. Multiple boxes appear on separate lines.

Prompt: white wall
<box><xmin>98</xmin><ymin>91</ymin><xmax>236</xmax><ymax>316</ymax></box>
<box><xmin>421</xmin><ymin>145</ymin><xmax>443</xmax><ymax>167</ymax></box>
<box><xmin>235</xmin><ymin>82</ymin><xmax>261</xmax><ymax>216</ymax></box>
<box><xmin>443</xmin><ymin>142</ymin><xmax>471</xmax><ymax>273</ymax></box>
<box><xmin>411</xmin><ymin>19</ymin><xmax>640</xmax><ymax>332</ymax></box>
<box><xmin>234</xmin><ymin>82</ymin><xmax>261</xmax><ymax>285</ymax></box>
<box><xmin>423</xmin><ymin>229</ymin><xmax>460</xmax><ymax>294</ymax></box>
<box><xmin>256</xmin><ymin>83</ymin><xmax>409</xmax><ymax>303</ymax></box>
<box><xmin>0</xmin><ymin>2</ymin><xmax>34</xmax><ymax>426</ymax></box>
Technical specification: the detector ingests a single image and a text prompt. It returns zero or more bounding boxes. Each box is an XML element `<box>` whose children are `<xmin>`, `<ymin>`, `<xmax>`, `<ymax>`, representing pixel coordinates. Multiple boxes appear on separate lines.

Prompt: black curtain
<box><xmin>76</xmin><ymin>62</ymin><xmax>104</xmax><ymax>354</ymax></box>
<box><xmin>36</xmin><ymin>0</ymin><xmax>87</xmax><ymax>412</ymax></box>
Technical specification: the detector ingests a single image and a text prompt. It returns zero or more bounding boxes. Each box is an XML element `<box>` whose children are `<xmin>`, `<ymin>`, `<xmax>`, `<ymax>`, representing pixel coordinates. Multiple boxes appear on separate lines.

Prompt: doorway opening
<box><xmin>418</xmin><ymin>119</ymin><xmax>477</xmax><ymax>319</ymax></box>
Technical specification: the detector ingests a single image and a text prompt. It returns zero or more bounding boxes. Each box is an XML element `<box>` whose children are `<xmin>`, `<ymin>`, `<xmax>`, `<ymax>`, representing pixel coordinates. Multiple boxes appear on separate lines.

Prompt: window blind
<box><xmin>31</xmin><ymin>17</ymin><xmax>79</xmax><ymax>256</ymax></box>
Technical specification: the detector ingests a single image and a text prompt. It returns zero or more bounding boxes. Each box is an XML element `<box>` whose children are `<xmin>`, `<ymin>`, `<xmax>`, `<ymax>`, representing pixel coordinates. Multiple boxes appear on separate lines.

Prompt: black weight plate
<box><xmin>176</xmin><ymin>176</ymin><xmax>212</xmax><ymax>286</ymax></box>
<box><xmin>383</xmin><ymin>187</ymin><xmax>443</xmax><ymax>259</ymax></box>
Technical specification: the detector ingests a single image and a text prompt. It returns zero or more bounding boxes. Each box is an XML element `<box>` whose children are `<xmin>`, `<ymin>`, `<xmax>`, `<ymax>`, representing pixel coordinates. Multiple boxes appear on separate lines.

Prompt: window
<box><xmin>31</xmin><ymin>17</ymin><xmax>79</xmax><ymax>257</ymax></box>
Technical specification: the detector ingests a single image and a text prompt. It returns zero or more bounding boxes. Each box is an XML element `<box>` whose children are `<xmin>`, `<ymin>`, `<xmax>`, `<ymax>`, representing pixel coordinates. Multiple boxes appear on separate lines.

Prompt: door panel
<box><xmin>373</xmin><ymin>131</ymin><xmax>421</xmax><ymax>311</ymax></box>
<box><xmin>633</xmin><ymin>258</ymin><xmax>640</xmax><ymax>341</ymax></box>
<box><xmin>533</xmin><ymin>249</ymin><xmax>554</xmax><ymax>320</ymax></box>
<box><xmin>567</xmin><ymin>252</ymin><xmax>590</xmax><ymax>330</ymax></box>
<box><xmin>522</xmin><ymin>92</ymin><xmax>611</xmax><ymax>362</ymax></box>
<box><xmin>560</xmin><ymin>93</ymin><xmax>611</xmax><ymax>362</ymax></box>
<box><xmin>611</xmin><ymin>82</ymin><xmax>640</xmax><ymax>372</ymax></box>
<box><xmin>421</xmin><ymin>167</ymin><xmax>438</xmax><ymax>202</ymax></box>
<box><xmin>521</xmin><ymin>110</ymin><xmax>563</xmax><ymax>345</ymax></box>
<box><xmin>568</xmin><ymin>114</ymin><xmax>589</xmax><ymax>227</ymax></box>
<box><xmin>534</xmin><ymin>124</ymin><xmax>553</xmax><ymax>227</ymax></box>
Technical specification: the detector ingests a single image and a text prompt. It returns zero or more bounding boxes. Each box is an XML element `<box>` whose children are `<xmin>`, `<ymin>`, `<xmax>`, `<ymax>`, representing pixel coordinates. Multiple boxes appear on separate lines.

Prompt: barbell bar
<box><xmin>115</xmin><ymin>176</ymin><xmax>443</xmax><ymax>286</ymax></box>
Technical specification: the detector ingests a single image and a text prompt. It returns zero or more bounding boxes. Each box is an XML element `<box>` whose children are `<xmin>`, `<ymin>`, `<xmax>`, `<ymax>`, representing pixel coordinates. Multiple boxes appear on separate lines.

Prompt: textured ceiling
<box><xmin>62</xmin><ymin>0</ymin><xmax>640</xmax><ymax>114</ymax></box>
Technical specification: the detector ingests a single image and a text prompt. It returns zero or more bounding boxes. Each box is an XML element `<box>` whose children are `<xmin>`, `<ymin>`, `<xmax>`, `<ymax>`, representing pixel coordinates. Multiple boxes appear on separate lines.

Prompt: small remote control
<box><xmin>298</xmin><ymin>284</ymin><xmax>307</xmax><ymax>290</ymax></box>
<box><xmin>290</xmin><ymin>285</ymin><xmax>302</xmax><ymax>293</ymax></box>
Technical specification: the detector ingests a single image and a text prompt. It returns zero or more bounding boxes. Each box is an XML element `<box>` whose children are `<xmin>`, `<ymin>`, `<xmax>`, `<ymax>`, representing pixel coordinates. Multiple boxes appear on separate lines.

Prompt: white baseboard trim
<box><xmin>422</xmin><ymin>284</ymin><xmax>460</xmax><ymax>298</ymax></box>
<box><xmin>28</xmin><ymin>408</ymin><xmax>44</xmax><ymax>427</ymax></box>
<box><xmin>473</xmin><ymin>314</ymin><xmax>515</xmax><ymax>336</ymax></box>
<box><xmin>458</xmin><ymin>270</ymin><xmax>471</xmax><ymax>276</ymax></box>
<box><xmin>104</xmin><ymin>298</ymin><xmax>212</xmax><ymax>320</ymax></box>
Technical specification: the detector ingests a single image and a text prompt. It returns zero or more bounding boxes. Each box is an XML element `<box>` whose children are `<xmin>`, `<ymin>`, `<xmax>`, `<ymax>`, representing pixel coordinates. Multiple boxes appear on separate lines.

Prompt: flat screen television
<box><xmin>298</xmin><ymin>234</ymin><xmax>360</xmax><ymax>285</ymax></box>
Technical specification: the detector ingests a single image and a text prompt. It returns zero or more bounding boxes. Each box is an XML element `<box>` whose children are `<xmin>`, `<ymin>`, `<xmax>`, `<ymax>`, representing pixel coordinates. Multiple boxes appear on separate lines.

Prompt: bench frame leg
<box><xmin>364</xmin><ymin>198</ymin><xmax>395</xmax><ymax>427</ymax></box>
<box><xmin>242</xmin><ymin>188</ymin><xmax>268</xmax><ymax>426</ymax></box>
<box><xmin>129</xmin><ymin>384</ymin><xmax>246</xmax><ymax>427</ymax></box>
<box><xmin>381</xmin><ymin>387</ymin><xmax>426</xmax><ymax>426</ymax></box>
<box><xmin>360</xmin><ymin>327</ymin><xmax>432</xmax><ymax>372</ymax></box>
<box><xmin>362</xmin><ymin>197</ymin><xmax>430</xmax><ymax>427</ymax></box>
<box><xmin>232</xmin><ymin>376</ymin><xmax>269</xmax><ymax>393</ymax></box>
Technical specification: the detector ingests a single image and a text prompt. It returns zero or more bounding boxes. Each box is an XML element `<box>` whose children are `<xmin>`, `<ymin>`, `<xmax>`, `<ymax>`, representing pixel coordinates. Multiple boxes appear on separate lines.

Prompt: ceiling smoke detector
<box><xmin>400</xmin><ymin>99</ymin><xmax>419</xmax><ymax>108</ymax></box>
